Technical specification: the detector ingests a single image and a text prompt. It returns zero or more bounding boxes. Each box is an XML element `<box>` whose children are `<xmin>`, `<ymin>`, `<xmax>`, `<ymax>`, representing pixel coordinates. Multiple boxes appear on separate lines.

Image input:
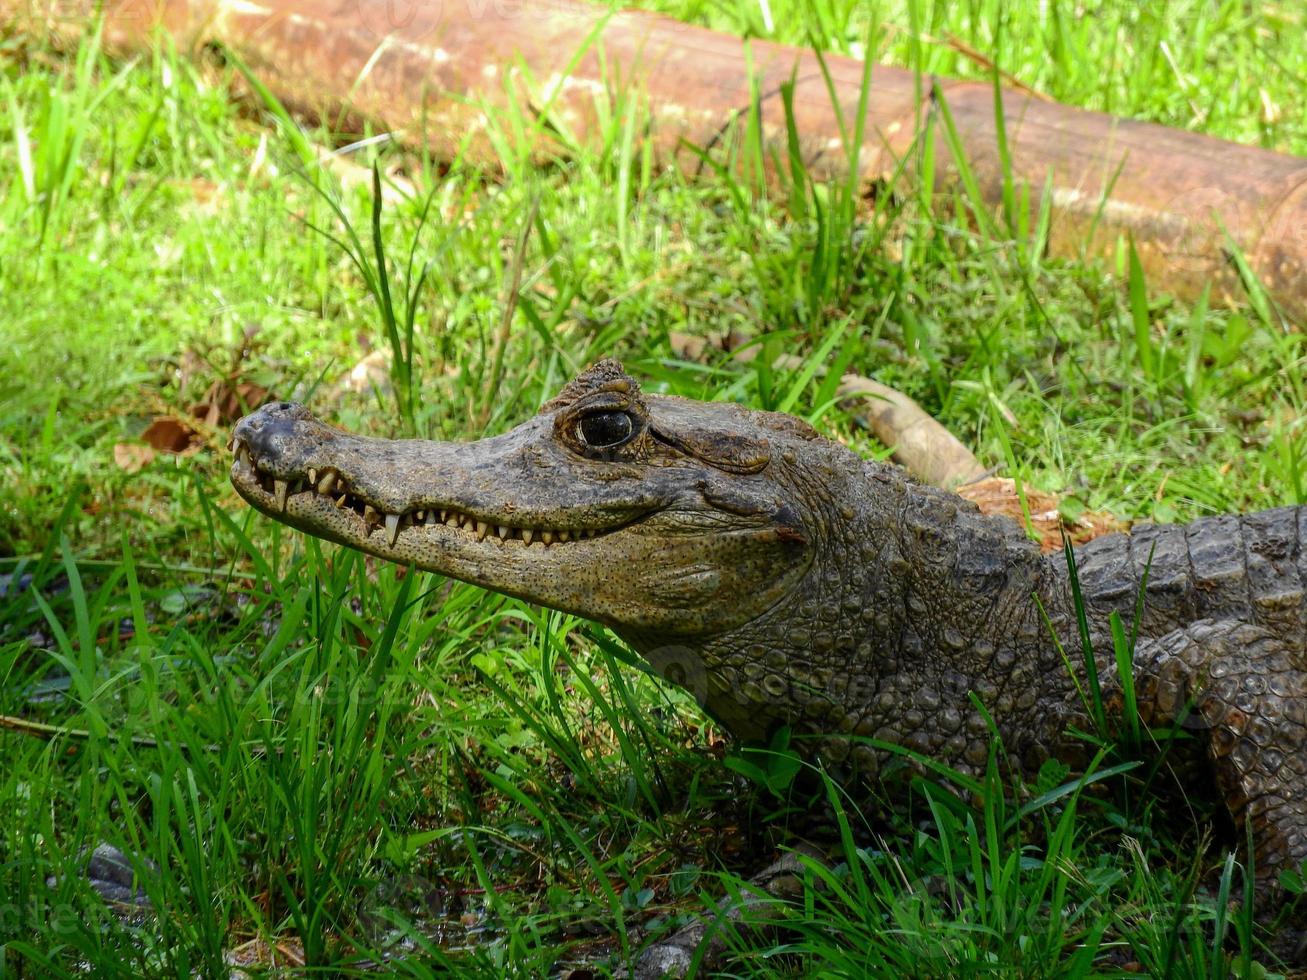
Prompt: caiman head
<box><xmin>232</xmin><ymin>359</ymin><xmax>853</xmax><ymax>734</ymax></box>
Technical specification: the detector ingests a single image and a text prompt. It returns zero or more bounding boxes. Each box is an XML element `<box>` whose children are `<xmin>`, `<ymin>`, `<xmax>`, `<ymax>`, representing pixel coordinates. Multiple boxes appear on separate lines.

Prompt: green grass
<box><xmin>0</xmin><ymin>0</ymin><xmax>1304</xmax><ymax>975</ymax></box>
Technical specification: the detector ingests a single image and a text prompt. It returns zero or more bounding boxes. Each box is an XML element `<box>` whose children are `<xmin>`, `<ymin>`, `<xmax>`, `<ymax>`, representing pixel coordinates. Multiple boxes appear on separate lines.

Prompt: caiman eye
<box><xmin>577</xmin><ymin>410</ymin><xmax>634</xmax><ymax>450</ymax></box>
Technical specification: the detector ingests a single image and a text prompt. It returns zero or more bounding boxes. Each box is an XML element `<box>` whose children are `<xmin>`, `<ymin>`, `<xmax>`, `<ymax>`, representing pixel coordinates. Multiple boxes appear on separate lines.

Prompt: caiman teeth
<box><xmin>237</xmin><ymin>446</ymin><xmax>622</xmax><ymax>547</ymax></box>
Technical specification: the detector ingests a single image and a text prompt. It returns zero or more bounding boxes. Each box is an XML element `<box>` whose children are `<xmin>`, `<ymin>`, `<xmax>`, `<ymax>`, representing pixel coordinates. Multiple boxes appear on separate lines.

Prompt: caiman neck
<box><xmin>622</xmin><ymin>466</ymin><xmax>1063</xmax><ymax>746</ymax></box>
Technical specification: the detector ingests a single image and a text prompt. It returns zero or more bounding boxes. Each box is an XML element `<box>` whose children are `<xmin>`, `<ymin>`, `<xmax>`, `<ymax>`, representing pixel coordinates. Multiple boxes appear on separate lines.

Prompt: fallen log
<box><xmin>9</xmin><ymin>0</ymin><xmax>1304</xmax><ymax>319</ymax></box>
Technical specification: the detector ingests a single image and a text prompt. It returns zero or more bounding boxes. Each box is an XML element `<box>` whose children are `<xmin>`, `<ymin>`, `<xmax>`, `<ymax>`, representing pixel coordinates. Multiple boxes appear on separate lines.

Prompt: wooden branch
<box><xmin>669</xmin><ymin>331</ymin><xmax>986</xmax><ymax>488</ymax></box>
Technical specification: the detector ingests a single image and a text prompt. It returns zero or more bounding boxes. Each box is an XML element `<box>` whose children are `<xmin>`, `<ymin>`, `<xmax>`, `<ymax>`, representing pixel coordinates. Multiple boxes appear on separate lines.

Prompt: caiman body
<box><xmin>231</xmin><ymin>360</ymin><xmax>1307</xmax><ymax>885</ymax></box>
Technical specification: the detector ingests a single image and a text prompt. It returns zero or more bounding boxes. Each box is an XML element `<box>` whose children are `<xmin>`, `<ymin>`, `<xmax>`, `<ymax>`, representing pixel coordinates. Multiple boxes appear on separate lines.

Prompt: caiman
<box><xmin>231</xmin><ymin>358</ymin><xmax>1307</xmax><ymax>962</ymax></box>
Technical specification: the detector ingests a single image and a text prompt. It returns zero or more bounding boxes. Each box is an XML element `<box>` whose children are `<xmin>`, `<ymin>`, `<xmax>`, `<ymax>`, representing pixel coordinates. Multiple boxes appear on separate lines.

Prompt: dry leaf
<box><xmin>958</xmin><ymin>477</ymin><xmax>1125</xmax><ymax>552</ymax></box>
<box><xmin>189</xmin><ymin>380</ymin><xmax>271</xmax><ymax>429</ymax></box>
<box><xmin>141</xmin><ymin>416</ymin><xmax>201</xmax><ymax>454</ymax></box>
<box><xmin>113</xmin><ymin>442</ymin><xmax>155</xmax><ymax>473</ymax></box>
<box><xmin>224</xmin><ymin>934</ymin><xmax>306</xmax><ymax>971</ymax></box>
<box><xmin>339</xmin><ymin>349</ymin><xmax>392</xmax><ymax>395</ymax></box>
<box><xmin>166</xmin><ymin>177</ymin><xmax>226</xmax><ymax>216</ymax></box>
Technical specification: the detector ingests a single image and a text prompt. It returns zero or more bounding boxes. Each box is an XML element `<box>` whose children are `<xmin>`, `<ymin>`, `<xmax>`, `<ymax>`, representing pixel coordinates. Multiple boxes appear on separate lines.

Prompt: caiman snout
<box><xmin>231</xmin><ymin>399</ymin><xmax>363</xmax><ymax>521</ymax></box>
<box><xmin>232</xmin><ymin>401</ymin><xmax>316</xmax><ymax>461</ymax></box>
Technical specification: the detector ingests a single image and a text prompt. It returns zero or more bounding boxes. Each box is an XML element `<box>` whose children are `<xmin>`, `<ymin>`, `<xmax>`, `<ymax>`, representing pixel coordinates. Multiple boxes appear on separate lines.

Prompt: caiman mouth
<box><xmin>231</xmin><ymin>437</ymin><xmax>632</xmax><ymax>550</ymax></box>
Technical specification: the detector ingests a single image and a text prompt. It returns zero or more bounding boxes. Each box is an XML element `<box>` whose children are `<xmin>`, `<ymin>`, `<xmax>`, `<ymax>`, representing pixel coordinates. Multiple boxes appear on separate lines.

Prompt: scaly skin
<box><xmin>231</xmin><ymin>359</ymin><xmax>1307</xmax><ymax>891</ymax></box>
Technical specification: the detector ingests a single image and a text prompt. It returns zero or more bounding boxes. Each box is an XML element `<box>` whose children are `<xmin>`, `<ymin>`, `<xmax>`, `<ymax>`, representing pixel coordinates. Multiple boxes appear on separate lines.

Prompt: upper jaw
<box><xmin>230</xmin><ymin>448</ymin><xmax>633</xmax><ymax>549</ymax></box>
<box><xmin>229</xmin><ymin>402</ymin><xmax>657</xmax><ymax>551</ymax></box>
